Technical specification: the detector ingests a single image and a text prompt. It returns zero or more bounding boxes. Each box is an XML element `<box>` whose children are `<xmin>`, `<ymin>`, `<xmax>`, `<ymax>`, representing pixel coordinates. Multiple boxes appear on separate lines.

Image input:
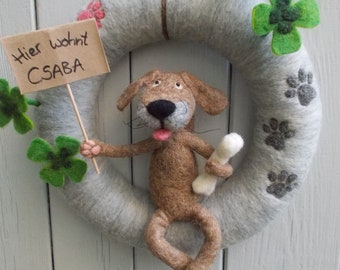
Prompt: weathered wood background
<box><xmin>0</xmin><ymin>1</ymin><xmax>339</xmax><ymax>269</ymax></box>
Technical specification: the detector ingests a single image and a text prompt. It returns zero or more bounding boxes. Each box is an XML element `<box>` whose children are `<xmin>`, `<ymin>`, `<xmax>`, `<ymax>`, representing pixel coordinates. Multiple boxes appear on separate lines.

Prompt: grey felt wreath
<box><xmin>35</xmin><ymin>0</ymin><xmax>321</xmax><ymax>253</ymax></box>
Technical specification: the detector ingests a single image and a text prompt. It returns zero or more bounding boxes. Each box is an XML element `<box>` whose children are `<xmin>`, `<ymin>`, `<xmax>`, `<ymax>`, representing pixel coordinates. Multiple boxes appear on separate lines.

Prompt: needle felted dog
<box><xmin>81</xmin><ymin>69</ymin><xmax>234</xmax><ymax>270</ymax></box>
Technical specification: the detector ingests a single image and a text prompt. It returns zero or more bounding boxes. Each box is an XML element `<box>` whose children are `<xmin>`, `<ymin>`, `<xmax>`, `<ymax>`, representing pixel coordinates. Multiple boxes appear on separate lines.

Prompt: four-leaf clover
<box><xmin>27</xmin><ymin>136</ymin><xmax>87</xmax><ymax>187</ymax></box>
<box><xmin>252</xmin><ymin>0</ymin><xmax>320</xmax><ymax>55</ymax></box>
<box><xmin>0</xmin><ymin>78</ymin><xmax>40</xmax><ymax>134</ymax></box>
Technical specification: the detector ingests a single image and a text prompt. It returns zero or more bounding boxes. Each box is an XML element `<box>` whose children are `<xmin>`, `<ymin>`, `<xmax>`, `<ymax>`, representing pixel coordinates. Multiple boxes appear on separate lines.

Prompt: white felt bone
<box><xmin>192</xmin><ymin>133</ymin><xmax>244</xmax><ymax>196</ymax></box>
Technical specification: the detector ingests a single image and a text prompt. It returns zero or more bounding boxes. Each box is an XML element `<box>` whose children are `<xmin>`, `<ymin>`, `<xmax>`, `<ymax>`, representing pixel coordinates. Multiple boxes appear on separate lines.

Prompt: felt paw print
<box><xmin>285</xmin><ymin>69</ymin><xmax>316</xmax><ymax>106</ymax></box>
<box><xmin>267</xmin><ymin>170</ymin><xmax>298</xmax><ymax>199</ymax></box>
<box><xmin>263</xmin><ymin>118</ymin><xmax>295</xmax><ymax>150</ymax></box>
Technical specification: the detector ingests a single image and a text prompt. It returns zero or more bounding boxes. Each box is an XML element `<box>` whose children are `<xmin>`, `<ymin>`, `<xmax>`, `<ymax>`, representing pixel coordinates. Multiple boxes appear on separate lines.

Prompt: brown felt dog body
<box><xmin>81</xmin><ymin>70</ymin><xmax>233</xmax><ymax>270</ymax></box>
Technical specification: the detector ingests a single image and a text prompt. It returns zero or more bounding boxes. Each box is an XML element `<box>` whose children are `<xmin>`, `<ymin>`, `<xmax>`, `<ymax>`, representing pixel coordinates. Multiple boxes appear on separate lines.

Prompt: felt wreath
<box><xmin>35</xmin><ymin>0</ymin><xmax>321</xmax><ymax>262</ymax></box>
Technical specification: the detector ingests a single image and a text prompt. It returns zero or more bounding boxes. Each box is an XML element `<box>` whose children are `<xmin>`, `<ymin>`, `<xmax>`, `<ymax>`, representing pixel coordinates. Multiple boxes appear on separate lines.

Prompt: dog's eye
<box><xmin>175</xmin><ymin>82</ymin><xmax>183</xmax><ymax>89</ymax></box>
<box><xmin>153</xmin><ymin>80</ymin><xmax>161</xmax><ymax>87</ymax></box>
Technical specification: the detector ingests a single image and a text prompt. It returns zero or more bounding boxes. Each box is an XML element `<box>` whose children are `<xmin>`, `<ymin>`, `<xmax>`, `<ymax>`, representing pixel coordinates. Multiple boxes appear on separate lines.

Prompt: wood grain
<box><xmin>0</xmin><ymin>1</ymin><xmax>52</xmax><ymax>270</ymax></box>
<box><xmin>0</xmin><ymin>0</ymin><xmax>339</xmax><ymax>270</ymax></box>
<box><xmin>36</xmin><ymin>1</ymin><xmax>134</xmax><ymax>270</ymax></box>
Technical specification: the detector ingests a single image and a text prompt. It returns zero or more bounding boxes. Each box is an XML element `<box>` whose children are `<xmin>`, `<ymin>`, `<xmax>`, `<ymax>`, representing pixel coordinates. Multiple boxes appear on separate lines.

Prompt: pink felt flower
<box><xmin>77</xmin><ymin>0</ymin><xmax>105</xmax><ymax>28</ymax></box>
<box><xmin>94</xmin><ymin>10</ymin><xmax>105</xmax><ymax>20</ymax></box>
<box><xmin>77</xmin><ymin>10</ymin><xmax>93</xmax><ymax>21</ymax></box>
<box><xmin>87</xmin><ymin>1</ymin><xmax>94</xmax><ymax>9</ymax></box>
<box><xmin>96</xmin><ymin>21</ymin><xmax>102</xmax><ymax>28</ymax></box>
<box><xmin>91</xmin><ymin>2</ymin><xmax>102</xmax><ymax>11</ymax></box>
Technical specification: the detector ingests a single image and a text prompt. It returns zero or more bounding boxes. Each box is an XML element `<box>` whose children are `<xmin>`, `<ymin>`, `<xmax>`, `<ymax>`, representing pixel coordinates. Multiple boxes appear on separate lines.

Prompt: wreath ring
<box><xmin>36</xmin><ymin>0</ymin><xmax>321</xmax><ymax>252</ymax></box>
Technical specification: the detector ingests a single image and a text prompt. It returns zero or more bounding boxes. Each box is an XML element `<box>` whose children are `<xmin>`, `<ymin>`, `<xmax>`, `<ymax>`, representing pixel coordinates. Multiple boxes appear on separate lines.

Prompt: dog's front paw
<box><xmin>205</xmin><ymin>160</ymin><xmax>233</xmax><ymax>179</ymax></box>
<box><xmin>80</xmin><ymin>140</ymin><xmax>101</xmax><ymax>158</ymax></box>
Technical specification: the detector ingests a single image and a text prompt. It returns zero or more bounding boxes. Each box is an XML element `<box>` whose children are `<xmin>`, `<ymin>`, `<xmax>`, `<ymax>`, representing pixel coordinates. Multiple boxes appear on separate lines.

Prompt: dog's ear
<box><xmin>180</xmin><ymin>72</ymin><xmax>228</xmax><ymax>115</ymax></box>
<box><xmin>117</xmin><ymin>69</ymin><xmax>162</xmax><ymax>111</ymax></box>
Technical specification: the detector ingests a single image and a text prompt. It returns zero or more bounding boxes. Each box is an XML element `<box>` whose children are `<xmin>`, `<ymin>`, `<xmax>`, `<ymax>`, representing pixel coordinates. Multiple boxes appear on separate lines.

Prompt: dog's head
<box><xmin>117</xmin><ymin>70</ymin><xmax>228</xmax><ymax>141</ymax></box>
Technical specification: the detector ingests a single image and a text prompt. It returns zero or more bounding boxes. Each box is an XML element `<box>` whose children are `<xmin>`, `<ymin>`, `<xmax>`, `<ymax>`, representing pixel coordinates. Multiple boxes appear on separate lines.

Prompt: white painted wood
<box><xmin>130</xmin><ymin>40</ymin><xmax>230</xmax><ymax>270</ymax></box>
<box><xmin>0</xmin><ymin>1</ymin><xmax>52</xmax><ymax>270</ymax></box>
<box><xmin>228</xmin><ymin>68</ymin><xmax>255</xmax><ymax>168</ymax></box>
<box><xmin>226</xmin><ymin>1</ymin><xmax>340</xmax><ymax>270</ymax></box>
<box><xmin>36</xmin><ymin>0</ymin><xmax>90</xmax><ymax>28</ymax></box>
<box><xmin>1</xmin><ymin>0</ymin><xmax>339</xmax><ymax>270</ymax></box>
<box><xmin>36</xmin><ymin>1</ymin><xmax>134</xmax><ymax>270</ymax></box>
<box><xmin>47</xmin><ymin>57</ymin><xmax>134</xmax><ymax>270</ymax></box>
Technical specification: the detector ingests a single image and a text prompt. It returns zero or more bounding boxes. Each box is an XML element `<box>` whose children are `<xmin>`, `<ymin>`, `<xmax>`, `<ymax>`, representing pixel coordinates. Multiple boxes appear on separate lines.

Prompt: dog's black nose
<box><xmin>146</xmin><ymin>100</ymin><xmax>176</xmax><ymax>120</ymax></box>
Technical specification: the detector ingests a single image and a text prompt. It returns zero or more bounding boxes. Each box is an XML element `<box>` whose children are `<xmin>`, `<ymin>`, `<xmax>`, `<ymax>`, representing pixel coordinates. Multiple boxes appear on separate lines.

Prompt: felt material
<box><xmin>272</xmin><ymin>28</ymin><xmax>301</xmax><ymax>56</ymax></box>
<box><xmin>263</xmin><ymin>118</ymin><xmax>295</xmax><ymax>151</ymax></box>
<box><xmin>285</xmin><ymin>68</ymin><xmax>316</xmax><ymax>106</ymax></box>
<box><xmin>26</xmin><ymin>98</ymin><xmax>41</xmax><ymax>107</ymax></box>
<box><xmin>81</xmin><ymin>70</ymin><xmax>228</xmax><ymax>268</ymax></box>
<box><xmin>0</xmin><ymin>79</ymin><xmax>34</xmax><ymax>134</ymax></box>
<box><xmin>161</xmin><ymin>0</ymin><xmax>170</xmax><ymax>40</ymax></box>
<box><xmin>34</xmin><ymin>0</ymin><xmax>321</xmax><ymax>264</ymax></box>
<box><xmin>153</xmin><ymin>129</ymin><xmax>172</xmax><ymax>141</ymax></box>
<box><xmin>180</xmin><ymin>72</ymin><xmax>228</xmax><ymax>116</ymax></box>
<box><xmin>193</xmin><ymin>133</ymin><xmax>244</xmax><ymax>196</ymax></box>
<box><xmin>90</xmin><ymin>129</ymin><xmax>223</xmax><ymax>269</ymax></box>
<box><xmin>266</xmin><ymin>170</ymin><xmax>298</xmax><ymax>198</ymax></box>
<box><xmin>27</xmin><ymin>136</ymin><xmax>87</xmax><ymax>187</ymax></box>
<box><xmin>294</xmin><ymin>0</ymin><xmax>320</xmax><ymax>28</ymax></box>
<box><xmin>77</xmin><ymin>0</ymin><xmax>105</xmax><ymax>28</ymax></box>
<box><xmin>252</xmin><ymin>0</ymin><xmax>320</xmax><ymax>55</ymax></box>
<box><xmin>145</xmin><ymin>205</ymin><xmax>221</xmax><ymax>270</ymax></box>
<box><xmin>117</xmin><ymin>70</ymin><xmax>162</xmax><ymax>111</ymax></box>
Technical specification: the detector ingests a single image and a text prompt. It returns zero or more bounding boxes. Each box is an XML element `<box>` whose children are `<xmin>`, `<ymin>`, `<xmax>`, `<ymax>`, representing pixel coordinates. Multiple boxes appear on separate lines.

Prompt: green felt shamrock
<box><xmin>27</xmin><ymin>135</ymin><xmax>88</xmax><ymax>187</ymax></box>
<box><xmin>0</xmin><ymin>78</ymin><xmax>40</xmax><ymax>134</ymax></box>
<box><xmin>252</xmin><ymin>0</ymin><xmax>320</xmax><ymax>55</ymax></box>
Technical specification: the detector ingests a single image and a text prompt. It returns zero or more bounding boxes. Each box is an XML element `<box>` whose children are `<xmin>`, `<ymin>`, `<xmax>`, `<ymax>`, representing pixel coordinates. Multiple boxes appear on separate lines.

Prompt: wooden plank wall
<box><xmin>0</xmin><ymin>1</ymin><xmax>339</xmax><ymax>269</ymax></box>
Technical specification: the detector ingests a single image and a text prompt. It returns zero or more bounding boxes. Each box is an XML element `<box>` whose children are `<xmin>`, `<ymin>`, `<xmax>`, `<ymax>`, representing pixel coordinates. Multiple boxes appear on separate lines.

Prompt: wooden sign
<box><xmin>1</xmin><ymin>19</ymin><xmax>107</xmax><ymax>173</ymax></box>
<box><xmin>1</xmin><ymin>19</ymin><xmax>109</xmax><ymax>94</ymax></box>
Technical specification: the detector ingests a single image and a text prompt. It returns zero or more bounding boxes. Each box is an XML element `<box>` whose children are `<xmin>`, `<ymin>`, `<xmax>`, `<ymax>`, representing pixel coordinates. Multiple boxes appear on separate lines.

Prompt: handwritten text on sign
<box><xmin>1</xmin><ymin>19</ymin><xmax>109</xmax><ymax>94</ymax></box>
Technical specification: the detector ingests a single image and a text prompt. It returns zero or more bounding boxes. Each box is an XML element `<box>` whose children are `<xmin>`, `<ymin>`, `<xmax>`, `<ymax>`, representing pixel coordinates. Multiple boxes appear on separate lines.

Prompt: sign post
<box><xmin>1</xmin><ymin>19</ymin><xmax>110</xmax><ymax>174</ymax></box>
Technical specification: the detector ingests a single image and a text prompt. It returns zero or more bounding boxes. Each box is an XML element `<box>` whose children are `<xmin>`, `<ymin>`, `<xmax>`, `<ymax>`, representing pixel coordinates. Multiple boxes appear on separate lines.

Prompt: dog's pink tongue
<box><xmin>153</xmin><ymin>129</ymin><xmax>172</xmax><ymax>141</ymax></box>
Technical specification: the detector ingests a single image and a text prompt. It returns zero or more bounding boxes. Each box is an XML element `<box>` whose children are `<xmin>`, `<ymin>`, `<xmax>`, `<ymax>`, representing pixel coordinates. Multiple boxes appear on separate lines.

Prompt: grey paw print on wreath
<box><xmin>267</xmin><ymin>170</ymin><xmax>298</xmax><ymax>199</ymax></box>
<box><xmin>285</xmin><ymin>68</ymin><xmax>316</xmax><ymax>106</ymax></box>
<box><xmin>263</xmin><ymin>118</ymin><xmax>295</xmax><ymax>150</ymax></box>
